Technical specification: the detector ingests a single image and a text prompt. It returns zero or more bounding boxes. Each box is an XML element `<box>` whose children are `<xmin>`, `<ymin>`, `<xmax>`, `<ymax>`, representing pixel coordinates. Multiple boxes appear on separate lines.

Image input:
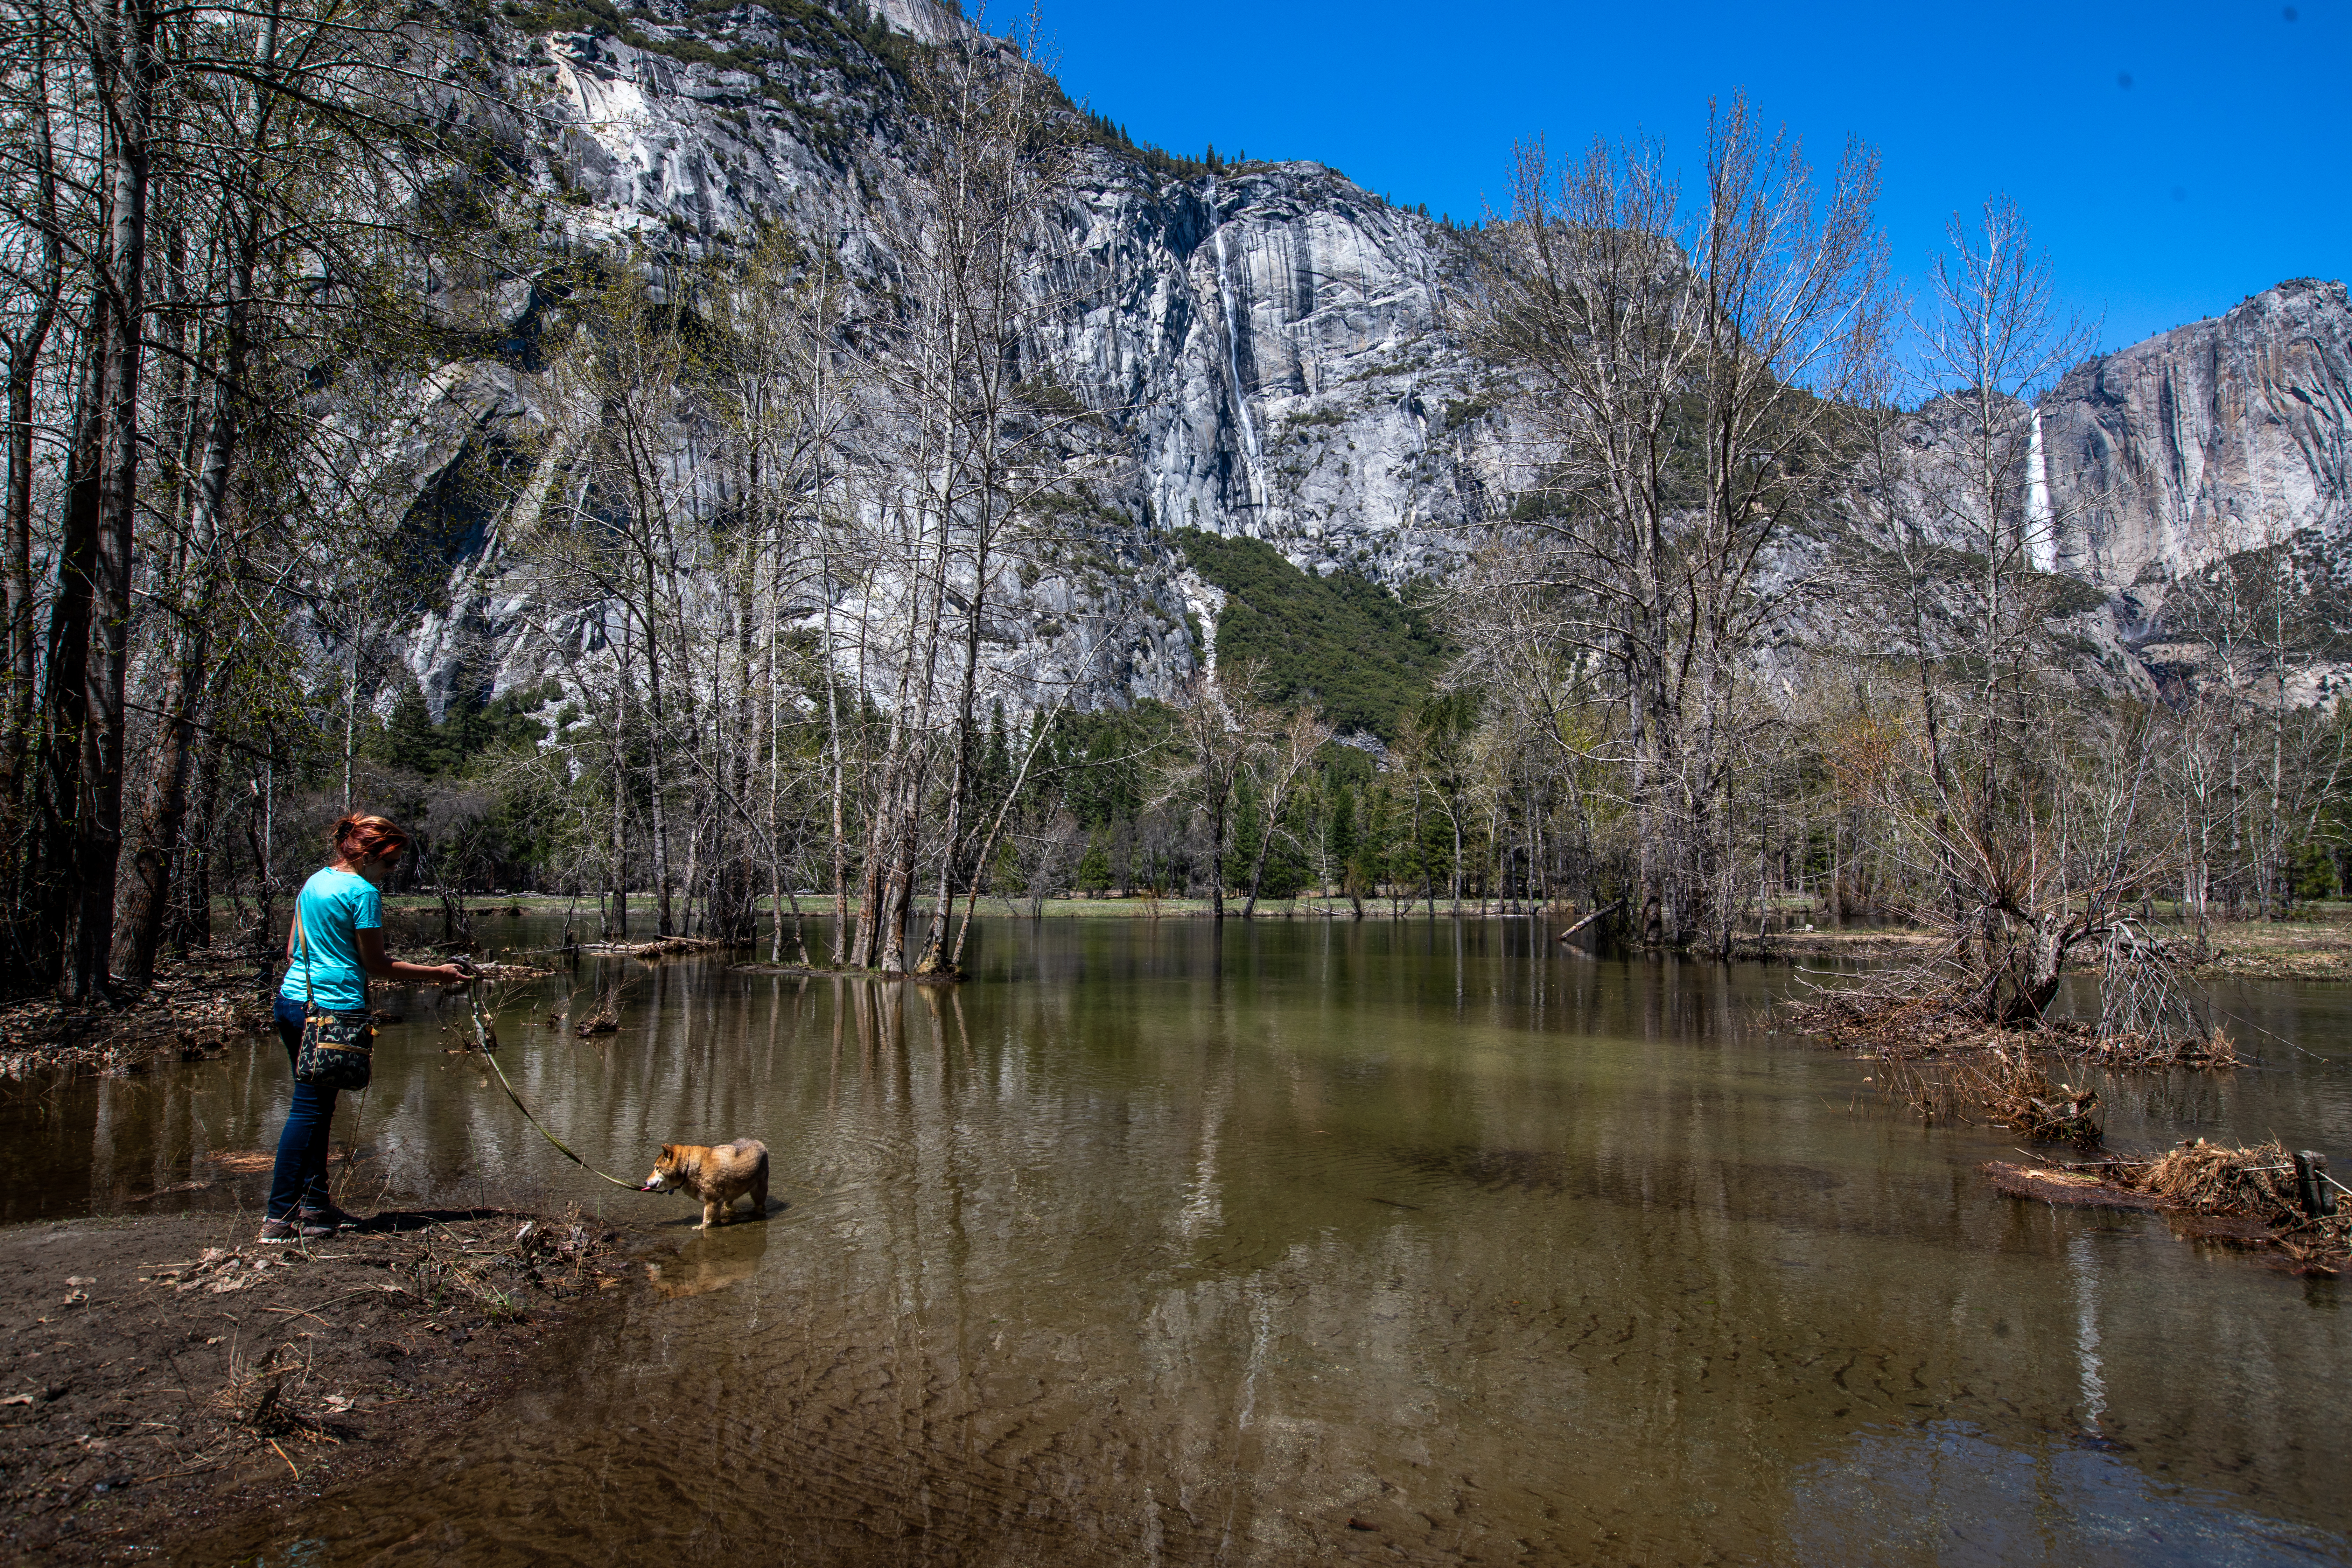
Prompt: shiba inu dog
<box><xmin>640</xmin><ymin>1138</ymin><xmax>770</xmax><ymax>1228</ymax></box>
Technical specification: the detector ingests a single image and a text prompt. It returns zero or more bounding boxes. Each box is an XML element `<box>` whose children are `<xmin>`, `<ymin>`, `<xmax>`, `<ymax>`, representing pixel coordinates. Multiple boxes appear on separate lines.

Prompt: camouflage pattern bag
<box><xmin>292</xmin><ymin>910</ymin><xmax>374</xmax><ymax>1090</ymax></box>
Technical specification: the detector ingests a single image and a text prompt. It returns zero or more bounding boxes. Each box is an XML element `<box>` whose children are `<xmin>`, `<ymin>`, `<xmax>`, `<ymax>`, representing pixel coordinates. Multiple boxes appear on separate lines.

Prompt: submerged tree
<box><xmin>1460</xmin><ymin>94</ymin><xmax>1889</xmax><ymax>953</ymax></box>
<box><xmin>1842</xmin><ymin>200</ymin><xmax>2174</xmax><ymax>1025</ymax></box>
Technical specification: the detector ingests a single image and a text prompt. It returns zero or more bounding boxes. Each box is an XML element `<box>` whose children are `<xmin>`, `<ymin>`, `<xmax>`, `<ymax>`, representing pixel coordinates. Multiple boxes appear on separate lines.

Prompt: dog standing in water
<box><xmin>641</xmin><ymin>1139</ymin><xmax>770</xmax><ymax>1227</ymax></box>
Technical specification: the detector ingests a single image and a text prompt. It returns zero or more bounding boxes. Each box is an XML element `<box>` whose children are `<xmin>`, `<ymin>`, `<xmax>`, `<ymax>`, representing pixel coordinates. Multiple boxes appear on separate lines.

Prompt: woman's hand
<box><xmin>355</xmin><ymin>931</ymin><xmax>478</xmax><ymax>986</ymax></box>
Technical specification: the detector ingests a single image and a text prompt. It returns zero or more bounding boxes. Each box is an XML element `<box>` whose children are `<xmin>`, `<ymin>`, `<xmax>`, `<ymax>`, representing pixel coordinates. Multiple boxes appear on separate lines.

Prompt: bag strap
<box><xmin>294</xmin><ymin>902</ymin><xmax>313</xmax><ymax>1010</ymax></box>
<box><xmin>294</xmin><ymin>876</ymin><xmax>370</xmax><ymax>1016</ymax></box>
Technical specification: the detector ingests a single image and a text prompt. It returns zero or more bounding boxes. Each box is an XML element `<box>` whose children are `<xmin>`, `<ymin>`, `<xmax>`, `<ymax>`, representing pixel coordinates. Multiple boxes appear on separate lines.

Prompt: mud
<box><xmin>0</xmin><ymin>1207</ymin><xmax>628</xmax><ymax>1563</ymax></box>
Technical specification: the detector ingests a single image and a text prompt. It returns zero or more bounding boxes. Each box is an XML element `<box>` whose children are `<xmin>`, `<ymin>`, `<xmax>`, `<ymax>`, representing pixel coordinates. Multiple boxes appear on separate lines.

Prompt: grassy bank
<box><xmin>2188</xmin><ymin>902</ymin><xmax>2352</xmax><ymax>980</ymax></box>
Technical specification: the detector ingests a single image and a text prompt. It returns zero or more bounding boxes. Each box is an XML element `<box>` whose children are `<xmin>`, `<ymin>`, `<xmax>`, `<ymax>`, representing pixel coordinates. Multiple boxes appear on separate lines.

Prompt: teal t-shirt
<box><xmin>278</xmin><ymin>867</ymin><xmax>382</xmax><ymax>1012</ymax></box>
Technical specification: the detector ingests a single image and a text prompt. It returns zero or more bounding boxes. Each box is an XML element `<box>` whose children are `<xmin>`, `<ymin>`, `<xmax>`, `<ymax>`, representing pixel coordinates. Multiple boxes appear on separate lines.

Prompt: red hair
<box><xmin>332</xmin><ymin>814</ymin><xmax>411</xmax><ymax>864</ymax></box>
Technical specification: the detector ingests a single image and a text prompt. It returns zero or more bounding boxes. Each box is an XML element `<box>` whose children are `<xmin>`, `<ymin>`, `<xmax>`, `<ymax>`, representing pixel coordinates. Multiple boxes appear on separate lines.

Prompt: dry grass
<box><xmin>2117</xmin><ymin>1140</ymin><xmax>2350</xmax><ymax>1272</ymax></box>
<box><xmin>2192</xmin><ymin>904</ymin><xmax>2352</xmax><ymax>979</ymax></box>
<box><xmin>1867</xmin><ymin>1041</ymin><xmax>2104</xmax><ymax>1144</ymax></box>
<box><xmin>2125</xmin><ymin>1139</ymin><xmax>2303</xmax><ymax>1218</ymax></box>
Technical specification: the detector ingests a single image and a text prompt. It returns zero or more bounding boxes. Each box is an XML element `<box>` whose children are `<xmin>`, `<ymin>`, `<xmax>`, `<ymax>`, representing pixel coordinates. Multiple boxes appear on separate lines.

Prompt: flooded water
<box><xmin>5</xmin><ymin>917</ymin><xmax>2349</xmax><ymax>1565</ymax></box>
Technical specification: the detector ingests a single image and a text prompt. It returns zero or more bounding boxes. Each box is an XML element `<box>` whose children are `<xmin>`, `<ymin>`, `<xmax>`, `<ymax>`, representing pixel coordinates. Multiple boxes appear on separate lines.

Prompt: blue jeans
<box><xmin>268</xmin><ymin>995</ymin><xmax>339</xmax><ymax>1219</ymax></box>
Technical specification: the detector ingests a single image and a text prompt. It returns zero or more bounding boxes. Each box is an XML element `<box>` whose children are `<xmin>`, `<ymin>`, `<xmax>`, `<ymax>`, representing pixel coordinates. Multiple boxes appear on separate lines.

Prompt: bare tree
<box><xmin>2161</xmin><ymin>508</ymin><xmax>2352</xmax><ymax>923</ymax></box>
<box><xmin>1841</xmin><ymin>200</ymin><xmax>2176</xmax><ymax>1024</ymax></box>
<box><xmin>1239</xmin><ymin>701</ymin><xmax>1333</xmax><ymax>917</ymax></box>
<box><xmin>1155</xmin><ymin>665</ymin><xmax>1267</xmax><ymax>922</ymax></box>
<box><xmin>1461</xmin><ymin>94</ymin><xmax>1886</xmax><ymax>950</ymax></box>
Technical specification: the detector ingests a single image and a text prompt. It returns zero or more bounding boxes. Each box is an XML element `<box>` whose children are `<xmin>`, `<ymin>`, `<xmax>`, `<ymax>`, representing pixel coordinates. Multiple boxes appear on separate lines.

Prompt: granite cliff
<box><xmin>392</xmin><ymin>0</ymin><xmax>1505</xmax><ymax>716</ymax></box>
<box><xmin>391</xmin><ymin>0</ymin><xmax>2348</xmax><ymax>715</ymax></box>
<box><xmin>2039</xmin><ymin>278</ymin><xmax>2352</xmax><ymax>604</ymax></box>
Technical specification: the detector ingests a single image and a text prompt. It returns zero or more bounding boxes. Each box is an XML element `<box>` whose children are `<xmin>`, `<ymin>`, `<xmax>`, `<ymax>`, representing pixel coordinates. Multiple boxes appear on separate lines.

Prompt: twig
<box><xmin>258</xmin><ymin>1306</ymin><xmax>337</xmax><ymax>1328</ymax></box>
<box><xmin>266</xmin><ymin>1438</ymin><xmax>298</xmax><ymax>1480</ymax></box>
<box><xmin>132</xmin><ymin>1460</ymin><xmax>225</xmax><ymax>1486</ymax></box>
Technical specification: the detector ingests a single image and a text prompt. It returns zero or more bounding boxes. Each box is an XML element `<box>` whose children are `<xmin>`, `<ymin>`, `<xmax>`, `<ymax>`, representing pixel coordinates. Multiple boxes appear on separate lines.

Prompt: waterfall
<box><xmin>1207</xmin><ymin>184</ymin><xmax>1265</xmax><ymax>516</ymax></box>
<box><xmin>2026</xmin><ymin>408</ymin><xmax>2057</xmax><ymax>572</ymax></box>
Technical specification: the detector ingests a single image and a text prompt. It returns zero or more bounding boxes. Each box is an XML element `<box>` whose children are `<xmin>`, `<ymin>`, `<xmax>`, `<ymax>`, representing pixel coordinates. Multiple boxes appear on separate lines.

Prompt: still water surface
<box><xmin>5</xmin><ymin>917</ymin><xmax>2349</xmax><ymax>1564</ymax></box>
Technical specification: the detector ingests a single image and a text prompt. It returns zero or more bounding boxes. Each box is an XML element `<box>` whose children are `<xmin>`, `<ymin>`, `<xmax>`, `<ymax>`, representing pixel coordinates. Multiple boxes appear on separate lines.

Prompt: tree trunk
<box><xmin>13</xmin><ymin>289</ymin><xmax>109</xmax><ymax>990</ymax></box>
<box><xmin>644</xmin><ymin>622</ymin><xmax>672</xmax><ymax>937</ymax></box>
<box><xmin>115</xmin><ymin>229</ymin><xmax>250</xmax><ymax>984</ymax></box>
<box><xmin>1208</xmin><ymin>783</ymin><xmax>1226</xmax><ymax>922</ymax></box>
<box><xmin>161</xmin><ymin>728</ymin><xmax>225</xmax><ymax>954</ymax></box>
<box><xmin>2</xmin><ymin>326</ymin><xmax>55</xmax><ymax>815</ymax></box>
<box><xmin>71</xmin><ymin>0</ymin><xmax>160</xmax><ymax>997</ymax></box>
<box><xmin>2004</xmin><ymin>916</ymin><xmax>2070</xmax><ymax>1025</ymax></box>
<box><xmin>0</xmin><ymin>41</ymin><xmax>60</xmax><ymax>828</ymax></box>
<box><xmin>918</xmin><ymin>519</ymin><xmax>989</xmax><ymax>974</ymax></box>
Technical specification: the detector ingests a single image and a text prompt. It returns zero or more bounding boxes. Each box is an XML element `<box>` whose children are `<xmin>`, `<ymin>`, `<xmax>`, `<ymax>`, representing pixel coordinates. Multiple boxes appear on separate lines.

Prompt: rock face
<box><xmin>395</xmin><ymin>2</ymin><xmax>1504</xmax><ymax>715</ymax></box>
<box><xmin>395</xmin><ymin>1</ymin><xmax>2348</xmax><ymax>714</ymax></box>
<box><xmin>2037</xmin><ymin>278</ymin><xmax>2352</xmax><ymax>598</ymax></box>
<box><xmin>1044</xmin><ymin>164</ymin><xmax>1486</xmax><ymax>586</ymax></box>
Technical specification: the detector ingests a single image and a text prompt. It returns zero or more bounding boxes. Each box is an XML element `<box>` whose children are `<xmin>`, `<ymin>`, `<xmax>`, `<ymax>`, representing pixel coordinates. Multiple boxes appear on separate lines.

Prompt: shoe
<box><xmin>298</xmin><ymin>1203</ymin><xmax>364</xmax><ymax>1232</ymax></box>
<box><xmin>259</xmin><ymin>1216</ymin><xmax>334</xmax><ymax>1243</ymax></box>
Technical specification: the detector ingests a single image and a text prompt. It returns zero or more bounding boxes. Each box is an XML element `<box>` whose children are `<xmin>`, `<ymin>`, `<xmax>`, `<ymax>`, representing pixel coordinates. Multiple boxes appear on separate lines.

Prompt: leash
<box><xmin>457</xmin><ymin>968</ymin><xmax>643</xmax><ymax>1192</ymax></box>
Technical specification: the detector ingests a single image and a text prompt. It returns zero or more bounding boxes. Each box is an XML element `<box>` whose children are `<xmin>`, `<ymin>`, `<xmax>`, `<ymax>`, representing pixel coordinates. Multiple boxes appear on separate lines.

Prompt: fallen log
<box><xmin>1982</xmin><ymin>1160</ymin><xmax>2174</xmax><ymax>1211</ymax></box>
<box><xmin>1556</xmin><ymin>900</ymin><xmax>1624</xmax><ymax>944</ymax></box>
<box><xmin>579</xmin><ymin>936</ymin><xmax>738</xmax><ymax>959</ymax></box>
<box><xmin>1983</xmin><ymin>1153</ymin><xmax>2348</xmax><ymax>1273</ymax></box>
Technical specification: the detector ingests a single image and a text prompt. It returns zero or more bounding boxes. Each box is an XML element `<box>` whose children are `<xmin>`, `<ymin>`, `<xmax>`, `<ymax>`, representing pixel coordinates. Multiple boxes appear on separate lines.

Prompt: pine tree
<box><xmin>983</xmin><ymin>699</ymin><xmax>1011</xmax><ymax>803</ymax></box>
<box><xmin>1328</xmin><ymin>780</ymin><xmax>1356</xmax><ymax>891</ymax></box>
<box><xmin>372</xmin><ymin>677</ymin><xmax>445</xmax><ymax>776</ymax></box>
<box><xmin>1224</xmin><ymin>775</ymin><xmax>1260</xmax><ymax>892</ymax></box>
<box><xmin>1076</xmin><ymin>833</ymin><xmax>1112</xmax><ymax>896</ymax></box>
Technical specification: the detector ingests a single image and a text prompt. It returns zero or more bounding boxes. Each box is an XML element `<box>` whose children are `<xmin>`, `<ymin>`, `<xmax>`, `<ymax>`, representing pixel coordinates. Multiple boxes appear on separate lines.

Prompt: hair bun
<box><xmin>332</xmin><ymin>814</ymin><xmax>413</xmax><ymax>861</ymax></box>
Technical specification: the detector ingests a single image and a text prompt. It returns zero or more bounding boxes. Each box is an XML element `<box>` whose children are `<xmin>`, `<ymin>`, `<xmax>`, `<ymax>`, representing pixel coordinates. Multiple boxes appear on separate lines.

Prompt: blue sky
<box><xmin>997</xmin><ymin>0</ymin><xmax>2348</xmax><ymax>354</ymax></box>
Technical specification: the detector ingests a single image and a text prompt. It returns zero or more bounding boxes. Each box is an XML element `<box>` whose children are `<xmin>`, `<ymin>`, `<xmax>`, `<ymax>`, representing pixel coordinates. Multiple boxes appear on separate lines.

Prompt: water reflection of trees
<box><xmin>8</xmin><ymin>923</ymin><xmax>2345</xmax><ymax>1557</ymax></box>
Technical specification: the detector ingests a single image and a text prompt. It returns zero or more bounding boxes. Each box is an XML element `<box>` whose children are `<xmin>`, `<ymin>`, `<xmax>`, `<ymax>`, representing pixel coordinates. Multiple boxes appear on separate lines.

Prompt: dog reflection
<box><xmin>644</xmin><ymin>1217</ymin><xmax>772</xmax><ymax>1300</ymax></box>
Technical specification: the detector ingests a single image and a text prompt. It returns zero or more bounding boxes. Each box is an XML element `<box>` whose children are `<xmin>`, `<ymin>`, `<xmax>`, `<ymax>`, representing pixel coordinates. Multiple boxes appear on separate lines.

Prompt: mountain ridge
<box><xmin>394</xmin><ymin>0</ymin><xmax>2350</xmax><ymax>720</ymax></box>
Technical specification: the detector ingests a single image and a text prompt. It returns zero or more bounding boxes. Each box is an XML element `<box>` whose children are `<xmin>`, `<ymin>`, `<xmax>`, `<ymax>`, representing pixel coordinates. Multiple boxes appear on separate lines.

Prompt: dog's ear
<box><xmin>659</xmin><ymin>1144</ymin><xmax>674</xmax><ymax>1160</ymax></box>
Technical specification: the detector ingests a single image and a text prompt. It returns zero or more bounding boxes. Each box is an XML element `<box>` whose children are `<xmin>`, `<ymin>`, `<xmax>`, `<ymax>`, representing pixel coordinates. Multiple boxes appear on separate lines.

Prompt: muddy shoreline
<box><xmin>0</xmin><ymin>1206</ymin><xmax>635</xmax><ymax>1563</ymax></box>
<box><xmin>0</xmin><ymin>952</ymin><xmax>272</xmax><ymax>1080</ymax></box>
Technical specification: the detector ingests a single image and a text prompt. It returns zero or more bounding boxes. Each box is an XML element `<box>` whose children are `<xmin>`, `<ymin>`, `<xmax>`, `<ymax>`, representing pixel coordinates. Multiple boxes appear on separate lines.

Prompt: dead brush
<box><xmin>2114</xmin><ymin>1138</ymin><xmax>2352</xmax><ymax>1272</ymax></box>
<box><xmin>211</xmin><ymin>1338</ymin><xmax>328</xmax><ymax>1440</ymax></box>
<box><xmin>2122</xmin><ymin>1138</ymin><xmax>2303</xmax><ymax>1218</ymax></box>
<box><xmin>1784</xmin><ymin>976</ymin><xmax>1963</xmax><ymax>1053</ymax></box>
<box><xmin>2052</xmin><ymin>1020</ymin><xmax>2239</xmax><ymax>1070</ymax></box>
<box><xmin>399</xmin><ymin>1215</ymin><xmax>606</xmax><ymax>1318</ymax></box>
<box><xmin>1876</xmin><ymin>1041</ymin><xmax>2102</xmax><ymax>1145</ymax></box>
<box><xmin>570</xmin><ymin>975</ymin><xmax>629</xmax><ymax>1037</ymax></box>
<box><xmin>1785</xmin><ymin>921</ymin><xmax>2231</xmax><ymax>1071</ymax></box>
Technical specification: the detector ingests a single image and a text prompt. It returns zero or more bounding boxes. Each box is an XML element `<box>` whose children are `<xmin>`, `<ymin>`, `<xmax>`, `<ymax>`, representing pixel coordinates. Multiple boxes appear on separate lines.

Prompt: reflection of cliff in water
<box><xmin>5</xmin><ymin>915</ymin><xmax>2345</xmax><ymax>1563</ymax></box>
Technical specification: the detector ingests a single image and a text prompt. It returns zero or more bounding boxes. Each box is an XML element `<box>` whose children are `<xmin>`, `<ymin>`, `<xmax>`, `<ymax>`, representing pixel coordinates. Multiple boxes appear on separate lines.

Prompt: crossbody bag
<box><xmin>293</xmin><ymin>905</ymin><xmax>376</xmax><ymax>1091</ymax></box>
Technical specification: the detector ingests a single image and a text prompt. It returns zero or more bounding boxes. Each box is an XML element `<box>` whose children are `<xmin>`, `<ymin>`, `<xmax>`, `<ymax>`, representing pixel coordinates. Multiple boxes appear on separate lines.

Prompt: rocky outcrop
<box><xmin>391</xmin><ymin>4</ymin><xmax>1504</xmax><ymax>716</ymax></box>
<box><xmin>2037</xmin><ymin>278</ymin><xmax>2352</xmax><ymax>597</ymax></box>
<box><xmin>394</xmin><ymin>1</ymin><xmax>2347</xmax><ymax>715</ymax></box>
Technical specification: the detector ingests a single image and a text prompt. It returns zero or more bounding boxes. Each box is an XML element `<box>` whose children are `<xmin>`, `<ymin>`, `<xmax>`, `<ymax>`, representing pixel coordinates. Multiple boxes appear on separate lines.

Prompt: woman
<box><xmin>263</xmin><ymin>814</ymin><xmax>468</xmax><ymax>1242</ymax></box>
